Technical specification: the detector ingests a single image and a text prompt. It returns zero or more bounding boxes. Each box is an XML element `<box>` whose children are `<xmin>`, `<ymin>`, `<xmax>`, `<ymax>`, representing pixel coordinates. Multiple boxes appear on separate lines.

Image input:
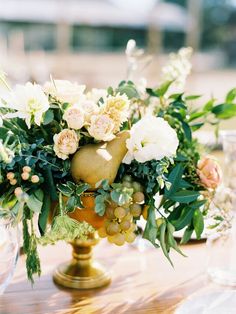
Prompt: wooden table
<box><xmin>0</xmin><ymin>238</ymin><xmax>234</xmax><ymax>314</ymax></box>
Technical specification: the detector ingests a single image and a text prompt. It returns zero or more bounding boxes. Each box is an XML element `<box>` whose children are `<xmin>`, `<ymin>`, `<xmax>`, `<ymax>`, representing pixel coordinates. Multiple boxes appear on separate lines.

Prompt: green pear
<box><xmin>71</xmin><ymin>131</ymin><xmax>130</xmax><ymax>190</ymax></box>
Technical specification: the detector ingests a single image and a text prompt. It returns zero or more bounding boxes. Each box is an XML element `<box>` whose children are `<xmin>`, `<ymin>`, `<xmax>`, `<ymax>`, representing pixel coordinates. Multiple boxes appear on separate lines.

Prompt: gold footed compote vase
<box><xmin>53</xmin><ymin>193</ymin><xmax>111</xmax><ymax>289</ymax></box>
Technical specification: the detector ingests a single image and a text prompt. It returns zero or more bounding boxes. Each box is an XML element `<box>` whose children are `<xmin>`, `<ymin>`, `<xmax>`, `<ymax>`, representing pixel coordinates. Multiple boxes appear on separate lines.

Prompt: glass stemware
<box><xmin>0</xmin><ymin>216</ymin><xmax>19</xmax><ymax>294</ymax></box>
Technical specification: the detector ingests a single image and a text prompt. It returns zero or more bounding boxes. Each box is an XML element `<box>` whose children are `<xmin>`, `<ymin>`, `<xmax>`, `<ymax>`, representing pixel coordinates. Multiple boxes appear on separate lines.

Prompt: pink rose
<box><xmin>197</xmin><ymin>156</ymin><xmax>222</xmax><ymax>189</ymax></box>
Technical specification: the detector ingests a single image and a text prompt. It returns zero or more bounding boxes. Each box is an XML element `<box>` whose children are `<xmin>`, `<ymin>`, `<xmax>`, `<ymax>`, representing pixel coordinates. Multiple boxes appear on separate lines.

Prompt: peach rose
<box><xmin>88</xmin><ymin>114</ymin><xmax>115</xmax><ymax>141</ymax></box>
<box><xmin>63</xmin><ymin>105</ymin><xmax>85</xmax><ymax>130</ymax></box>
<box><xmin>197</xmin><ymin>156</ymin><xmax>222</xmax><ymax>189</ymax></box>
<box><xmin>53</xmin><ymin>129</ymin><xmax>79</xmax><ymax>160</ymax></box>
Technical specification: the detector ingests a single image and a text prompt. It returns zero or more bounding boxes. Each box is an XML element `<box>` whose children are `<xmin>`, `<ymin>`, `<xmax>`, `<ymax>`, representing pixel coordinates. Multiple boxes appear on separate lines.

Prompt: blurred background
<box><xmin>0</xmin><ymin>0</ymin><xmax>235</xmax><ymax>114</ymax></box>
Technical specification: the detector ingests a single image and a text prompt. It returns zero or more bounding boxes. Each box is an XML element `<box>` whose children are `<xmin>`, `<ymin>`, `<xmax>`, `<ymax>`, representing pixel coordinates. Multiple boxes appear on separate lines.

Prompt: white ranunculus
<box><xmin>88</xmin><ymin>114</ymin><xmax>115</xmax><ymax>141</ymax></box>
<box><xmin>63</xmin><ymin>105</ymin><xmax>85</xmax><ymax>130</ymax></box>
<box><xmin>123</xmin><ymin>115</ymin><xmax>179</xmax><ymax>164</ymax></box>
<box><xmin>4</xmin><ymin>82</ymin><xmax>49</xmax><ymax>128</ymax></box>
<box><xmin>53</xmin><ymin>129</ymin><xmax>79</xmax><ymax>160</ymax></box>
<box><xmin>0</xmin><ymin>140</ymin><xmax>14</xmax><ymax>164</ymax></box>
<box><xmin>44</xmin><ymin>80</ymin><xmax>86</xmax><ymax>104</ymax></box>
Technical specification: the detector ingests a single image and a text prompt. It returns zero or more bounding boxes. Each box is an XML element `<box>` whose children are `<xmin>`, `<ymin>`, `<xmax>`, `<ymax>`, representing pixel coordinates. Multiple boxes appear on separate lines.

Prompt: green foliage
<box><xmin>57</xmin><ymin>181</ymin><xmax>90</xmax><ymax>211</ymax></box>
<box><xmin>1</xmin><ymin>75</ymin><xmax>236</xmax><ymax>279</ymax></box>
<box><xmin>116</xmin><ymin>81</ymin><xmax>140</xmax><ymax>99</ymax></box>
<box><xmin>94</xmin><ymin>181</ymin><xmax>133</xmax><ymax>216</ymax></box>
<box><xmin>39</xmin><ymin>215</ymin><xmax>94</xmax><ymax>245</ymax></box>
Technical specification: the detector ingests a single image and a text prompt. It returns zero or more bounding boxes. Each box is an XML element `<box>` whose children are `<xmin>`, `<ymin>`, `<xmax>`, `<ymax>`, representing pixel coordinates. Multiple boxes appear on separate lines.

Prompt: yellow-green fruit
<box><xmin>130</xmin><ymin>203</ymin><xmax>142</xmax><ymax>217</ymax></box>
<box><xmin>114</xmin><ymin>207</ymin><xmax>126</xmax><ymax>219</ymax></box>
<box><xmin>120</xmin><ymin>220</ymin><xmax>131</xmax><ymax>231</ymax></box>
<box><xmin>98</xmin><ymin>227</ymin><xmax>107</xmax><ymax>238</ymax></box>
<box><xmin>71</xmin><ymin>131</ymin><xmax>130</xmax><ymax>190</ymax></box>
<box><xmin>133</xmin><ymin>192</ymin><xmax>145</xmax><ymax>204</ymax></box>
<box><xmin>106</xmin><ymin>207</ymin><xmax>115</xmax><ymax>219</ymax></box>
<box><xmin>125</xmin><ymin>232</ymin><xmax>136</xmax><ymax>243</ymax></box>
<box><xmin>113</xmin><ymin>233</ymin><xmax>125</xmax><ymax>246</ymax></box>
<box><xmin>156</xmin><ymin>218</ymin><xmax>164</xmax><ymax>227</ymax></box>
<box><xmin>106</xmin><ymin>221</ymin><xmax>120</xmax><ymax>235</ymax></box>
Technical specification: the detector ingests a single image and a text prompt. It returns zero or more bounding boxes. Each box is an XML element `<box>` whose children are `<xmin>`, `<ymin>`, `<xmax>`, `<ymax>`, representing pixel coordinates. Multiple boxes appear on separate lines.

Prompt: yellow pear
<box><xmin>71</xmin><ymin>131</ymin><xmax>130</xmax><ymax>190</ymax></box>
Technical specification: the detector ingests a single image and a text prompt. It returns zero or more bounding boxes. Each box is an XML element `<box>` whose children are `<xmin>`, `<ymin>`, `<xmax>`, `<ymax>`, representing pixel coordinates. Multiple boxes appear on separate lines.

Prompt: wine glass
<box><xmin>0</xmin><ymin>216</ymin><xmax>19</xmax><ymax>294</ymax></box>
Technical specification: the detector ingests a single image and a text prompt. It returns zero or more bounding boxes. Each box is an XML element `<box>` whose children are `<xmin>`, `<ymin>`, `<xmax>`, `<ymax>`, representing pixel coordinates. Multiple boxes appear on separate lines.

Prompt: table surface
<box><xmin>0</xmin><ymin>237</ymin><xmax>233</xmax><ymax>314</ymax></box>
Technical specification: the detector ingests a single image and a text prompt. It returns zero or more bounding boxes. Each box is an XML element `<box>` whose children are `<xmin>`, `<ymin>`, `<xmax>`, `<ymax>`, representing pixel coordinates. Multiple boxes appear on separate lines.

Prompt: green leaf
<box><xmin>185</xmin><ymin>95</ymin><xmax>201</xmax><ymax>100</ymax></box>
<box><xmin>43</xmin><ymin>167</ymin><xmax>58</xmax><ymax>201</ymax></box>
<box><xmin>172</xmin><ymin>206</ymin><xmax>196</xmax><ymax>230</ymax></box>
<box><xmin>76</xmin><ymin>183</ymin><xmax>90</xmax><ymax>195</ymax></box>
<box><xmin>203</xmin><ymin>98</ymin><xmax>215</xmax><ymax>111</ymax></box>
<box><xmin>169</xmin><ymin>190</ymin><xmax>199</xmax><ymax>204</ymax></box>
<box><xmin>110</xmin><ymin>189</ymin><xmax>132</xmax><ymax>206</ymax></box>
<box><xmin>167</xmin><ymin>222</ymin><xmax>186</xmax><ymax>256</ymax></box>
<box><xmin>189</xmin><ymin>111</ymin><xmax>205</xmax><ymax>122</ymax></box>
<box><xmin>212</xmin><ymin>103</ymin><xmax>236</xmax><ymax>119</ymax></box>
<box><xmin>178</xmin><ymin>179</ymin><xmax>192</xmax><ymax>189</ymax></box>
<box><xmin>191</xmin><ymin>122</ymin><xmax>204</xmax><ymax>131</ymax></box>
<box><xmin>182</xmin><ymin>121</ymin><xmax>192</xmax><ymax>141</ymax></box>
<box><xmin>57</xmin><ymin>184</ymin><xmax>73</xmax><ymax>197</ymax></box>
<box><xmin>146</xmin><ymin>88</ymin><xmax>159</xmax><ymax>97</ymax></box>
<box><xmin>157</xmin><ymin>80</ymin><xmax>173</xmax><ymax>96</ymax></box>
<box><xmin>143</xmin><ymin>205</ymin><xmax>158</xmax><ymax>247</ymax></box>
<box><xmin>26</xmin><ymin>189</ymin><xmax>44</xmax><ymax>213</ymax></box>
<box><xmin>95</xmin><ymin>194</ymin><xmax>107</xmax><ymax>216</ymax></box>
<box><xmin>193</xmin><ymin>209</ymin><xmax>204</xmax><ymax>239</ymax></box>
<box><xmin>168</xmin><ymin>204</ymin><xmax>185</xmax><ymax>222</ymax></box>
<box><xmin>95</xmin><ymin>179</ymin><xmax>110</xmax><ymax>191</ymax></box>
<box><xmin>43</xmin><ymin>110</ymin><xmax>54</xmax><ymax>125</ymax></box>
<box><xmin>66</xmin><ymin>196</ymin><xmax>77</xmax><ymax>212</ymax></box>
<box><xmin>226</xmin><ymin>88</ymin><xmax>236</xmax><ymax>103</ymax></box>
<box><xmin>38</xmin><ymin>193</ymin><xmax>51</xmax><ymax>235</ymax></box>
<box><xmin>116</xmin><ymin>82</ymin><xmax>139</xmax><ymax>99</ymax></box>
<box><xmin>165</xmin><ymin>163</ymin><xmax>184</xmax><ymax>197</ymax></box>
<box><xmin>180</xmin><ymin>226</ymin><xmax>194</xmax><ymax>244</ymax></box>
<box><xmin>159</xmin><ymin>221</ymin><xmax>173</xmax><ymax>266</ymax></box>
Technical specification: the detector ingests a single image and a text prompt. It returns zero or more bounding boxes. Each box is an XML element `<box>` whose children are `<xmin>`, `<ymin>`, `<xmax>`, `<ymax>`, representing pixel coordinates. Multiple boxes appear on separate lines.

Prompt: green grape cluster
<box><xmin>98</xmin><ymin>175</ymin><xmax>145</xmax><ymax>246</ymax></box>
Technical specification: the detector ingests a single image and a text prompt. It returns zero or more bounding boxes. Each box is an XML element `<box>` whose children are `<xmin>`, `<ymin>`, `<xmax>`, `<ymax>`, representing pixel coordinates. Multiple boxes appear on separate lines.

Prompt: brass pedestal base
<box><xmin>53</xmin><ymin>234</ymin><xmax>111</xmax><ymax>289</ymax></box>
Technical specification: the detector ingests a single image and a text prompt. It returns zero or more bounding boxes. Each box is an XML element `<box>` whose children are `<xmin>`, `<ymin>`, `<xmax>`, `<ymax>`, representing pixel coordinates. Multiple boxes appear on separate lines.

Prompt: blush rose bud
<box><xmin>197</xmin><ymin>156</ymin><xmax>222</xmax><ymax>189</ymax></box>
<box><xmin>21</xmin><ymin>172</ymin><xmax>30</xmax><ymax>180</ymax></box>
<box><xmin>31</xmin><ymin>175</ymin><xmax>40</xmax><ymax>183</ymax></box>
<box><xmin>23</xmin><ymin>166</ymin><xmax>31</xmax><ymax>173</ymax></box>
<box><xmin>7</xmin><ymin>172</ymin><xmax>15</xmax><ymax>180</ymax></box>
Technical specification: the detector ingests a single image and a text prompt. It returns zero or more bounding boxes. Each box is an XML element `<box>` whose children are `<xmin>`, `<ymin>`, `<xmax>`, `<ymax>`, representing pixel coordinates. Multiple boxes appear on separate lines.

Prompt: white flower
<box><xmin>154</xmin><ymin>192</ymin><xmax>162</xmax><ymax>209</ymax></box>
<box><xmin>123</xmin><ymin>115</ymin><xmax>179</xmax><ymax>164</ymax></box>
<box><xmin>162</xmin><ymin>47</ymin><xmax>193</xmax><ymax>90</ymax></box>
<box><xmin>86</xmin><ymin>88</ymin><xmax>107</xmax><ymax>103</ymax></box>
<box><xmin>0</xmin><ymin>140</ymin><xmax>14</xmax><ymax>164</ymax></box>
<box><xmin>63</xmin><ymin>105</ymin><xmax>85</xmax><ymax>130</ymax></box>
<box><xmin>80</xmin><ymin>99</ymin><xmax>99</xmax><ymax>123</ymax></box>
<box><xmin>88</xmin><ymin>114</ymin><xmax>115</xmax><ymax>141</ymax></box>
<box><xmin>53</xmin><ymin>129</ymin><xmax>79</xmax><ymax>160</ymax></box>
<box><xmin>4</xmin><ymin>82</ymin><xmax>49</xmax><ymax>128</ymax></box>
<box><xmin>44</xmin><ymin>80</ymin><xmax>86</xmax><ymax>104</ymax></box>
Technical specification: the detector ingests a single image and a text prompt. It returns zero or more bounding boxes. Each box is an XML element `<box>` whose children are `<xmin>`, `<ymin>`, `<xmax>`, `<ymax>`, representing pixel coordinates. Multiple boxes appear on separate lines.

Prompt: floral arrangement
<box><xmin>0</xmin><ymin>48</ymin><xmax>235</xmax><ymax>282</ymax></box>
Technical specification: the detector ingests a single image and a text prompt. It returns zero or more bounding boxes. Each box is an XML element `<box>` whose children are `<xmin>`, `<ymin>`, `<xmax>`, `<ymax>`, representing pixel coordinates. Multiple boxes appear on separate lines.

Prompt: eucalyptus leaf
<box><xmin>26</xmin><ymin>190</ymin><xmax>44</xmax><ymax>213</ymax></box>
<box><xmin>193</xmin><ymin>209</ymin><xmax>204</xmax><ymax>239</ymax></box>
<box><xmin>169</xmin><ymin>190</ymin><xmax>199</xmax><ymax>204</ymax></box>
<box><xmin>159</xmin><ymin>221</ymin><xmax>173</xmax><ymax>266</ymax></box>
<box><xmin>180</xmin><ymin>226</ymin><xmax>194</xmax><ymax>244</ymax></box>
<box><xmin>164</xmin><ymin>163</ymin><xmax>184</xmax><ymax>197</ymax></box>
